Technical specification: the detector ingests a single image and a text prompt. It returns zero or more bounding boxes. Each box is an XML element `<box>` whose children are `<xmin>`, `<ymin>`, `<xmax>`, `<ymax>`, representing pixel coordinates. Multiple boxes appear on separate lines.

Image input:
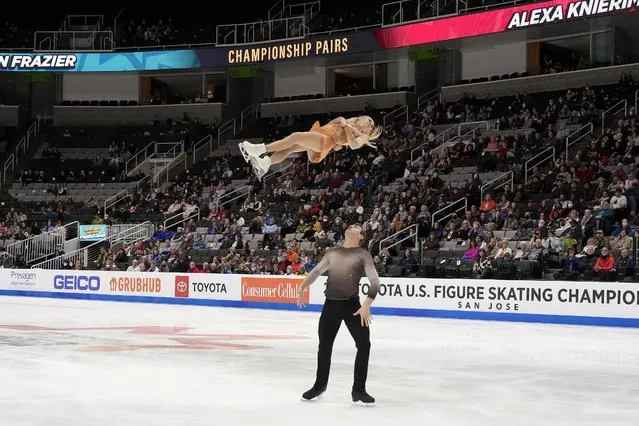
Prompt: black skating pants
<box><xmin>313</xmin><ymin>297</ymin><xmax>371</xmax><ymax>392</ymax></box>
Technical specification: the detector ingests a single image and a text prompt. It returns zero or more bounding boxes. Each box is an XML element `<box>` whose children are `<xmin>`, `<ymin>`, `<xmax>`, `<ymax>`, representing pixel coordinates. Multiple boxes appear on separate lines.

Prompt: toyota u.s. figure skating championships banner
<box><xmin>1</xmin><ymin>269</ymin><xmax>638</xmax><ymax>328</ymax></box>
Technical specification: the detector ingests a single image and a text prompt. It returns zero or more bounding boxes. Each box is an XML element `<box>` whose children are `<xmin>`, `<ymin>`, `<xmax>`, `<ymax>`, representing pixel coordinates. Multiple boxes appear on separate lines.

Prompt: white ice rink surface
<box><xmin>0</xmin><ymin>297</ymin><xmax>638</xmax><ymax>426</ymax></box>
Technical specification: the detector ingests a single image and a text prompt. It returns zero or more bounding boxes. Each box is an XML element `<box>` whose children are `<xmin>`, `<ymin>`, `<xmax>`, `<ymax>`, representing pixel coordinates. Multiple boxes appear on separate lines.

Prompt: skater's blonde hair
<box><xmin>346</xmin><ymin>116</ymin><xmax>383</xmax><ymax>149</ymax></box>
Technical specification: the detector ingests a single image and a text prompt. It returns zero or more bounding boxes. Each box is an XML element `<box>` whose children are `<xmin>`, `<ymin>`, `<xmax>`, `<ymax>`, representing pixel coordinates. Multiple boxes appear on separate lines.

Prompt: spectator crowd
<box><xmin>21</xmin><ymin>75</ymin><xmax>638</xmax><ymax>284</ymax></box>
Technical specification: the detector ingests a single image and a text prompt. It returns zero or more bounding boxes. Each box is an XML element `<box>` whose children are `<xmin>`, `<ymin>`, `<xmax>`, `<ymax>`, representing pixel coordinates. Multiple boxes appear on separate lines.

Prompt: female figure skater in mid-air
<box><xmin>239</xmin><ymin>116</ymin><xmax>382</xmax><ymax>179</ymax></box>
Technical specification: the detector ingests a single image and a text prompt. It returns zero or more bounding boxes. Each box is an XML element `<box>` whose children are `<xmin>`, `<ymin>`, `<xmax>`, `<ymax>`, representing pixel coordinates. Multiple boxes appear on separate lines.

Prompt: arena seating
<box><xmin>0</xmin><ymin>21</ymin><xmax>33</xmax><ymax>49</ymax></box>
<box><xmin>2</xmin><ymin>75</ymin><xmax>638</xmax><ymax>283</ymax></box>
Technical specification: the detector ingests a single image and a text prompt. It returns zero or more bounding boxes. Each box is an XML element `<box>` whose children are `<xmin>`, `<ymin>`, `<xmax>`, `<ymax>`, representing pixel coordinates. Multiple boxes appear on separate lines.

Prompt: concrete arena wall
<box><xmin>2</xmin><ymin>269</ymin><xmax>639</xmax><ymax>328</ymax></box>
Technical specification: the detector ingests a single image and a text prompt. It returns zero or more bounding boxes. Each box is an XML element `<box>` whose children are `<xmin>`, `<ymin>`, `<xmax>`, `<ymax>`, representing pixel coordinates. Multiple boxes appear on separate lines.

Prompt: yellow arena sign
<box><xmin>227</xmin><ymin>37</ymin><xmax>349</xmax><ymax>64</ymax></box>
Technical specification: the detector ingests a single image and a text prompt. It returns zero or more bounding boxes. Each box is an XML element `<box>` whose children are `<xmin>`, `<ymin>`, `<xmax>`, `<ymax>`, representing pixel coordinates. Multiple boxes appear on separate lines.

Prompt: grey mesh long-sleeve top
<box><xmin>305</xmin><ymin>247</ymin><xmax>381</xmax><ymax>300</ymax></box>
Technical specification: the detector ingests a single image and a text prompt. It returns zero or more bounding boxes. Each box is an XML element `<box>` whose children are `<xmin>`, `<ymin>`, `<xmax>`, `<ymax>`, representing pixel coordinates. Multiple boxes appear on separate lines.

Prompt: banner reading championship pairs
<box><xmin>0</xmin><ymin>269</ymin><xmax>637</xmax><ymax>327</ymax></box>
<box><xmin>0</xmin><ymin>33</ymin><xmax>379</xmax><ymax>72</ymax></box>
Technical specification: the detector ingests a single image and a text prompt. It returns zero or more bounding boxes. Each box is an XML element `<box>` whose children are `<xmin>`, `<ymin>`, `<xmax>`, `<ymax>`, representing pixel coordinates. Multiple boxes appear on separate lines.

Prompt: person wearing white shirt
<box><xmin>610</xmin><ymin>187</ymin><xmax>628</xmax><ymax>222</ymax></box>
<box><xmin>513</xmin><ymin>242</ymin><xmax>530</xmax><ymax>260</ymax></box>
<box><xmin>494</xmin><ymin>240</ymin><xmax>512</xmax><ymax>260</ymax></box>
<box><xmin>126</xmin><ymin>259</ymin><xmax>141</xmax><ymax>272</ymax></box>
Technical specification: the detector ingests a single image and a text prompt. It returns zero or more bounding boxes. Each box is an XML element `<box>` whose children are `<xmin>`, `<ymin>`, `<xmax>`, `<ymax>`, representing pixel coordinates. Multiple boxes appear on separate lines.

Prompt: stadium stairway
<box><xmin>1</xmin><ymin>118</ymin><xmax>54</xmax><ymax>191</ymax></box>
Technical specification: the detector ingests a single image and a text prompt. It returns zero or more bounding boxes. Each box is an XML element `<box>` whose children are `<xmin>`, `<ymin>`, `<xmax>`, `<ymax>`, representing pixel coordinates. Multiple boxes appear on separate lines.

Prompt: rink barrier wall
<box><xmin>2</xmin><ymin>269</ymin><xmax>639</xmax><ymax>328</ymax></box>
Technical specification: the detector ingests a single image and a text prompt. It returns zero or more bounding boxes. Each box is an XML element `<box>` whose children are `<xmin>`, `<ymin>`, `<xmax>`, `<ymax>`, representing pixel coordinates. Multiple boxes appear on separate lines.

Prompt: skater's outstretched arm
<box><xmin>353</xmin><ymin>252</ymin><xmax>380</xmax><ymax>327</ymax></box>
<box><xmin>296</xmin><ymin>252</ymin><xmax>332</xmax><ymax>308</ymax></box>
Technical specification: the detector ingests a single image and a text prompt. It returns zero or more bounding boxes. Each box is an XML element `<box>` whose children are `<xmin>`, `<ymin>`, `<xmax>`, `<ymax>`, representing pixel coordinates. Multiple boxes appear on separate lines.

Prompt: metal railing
<box><xmin>216</xmin><ymin>15</ymin><xmax>307</xmax><ymax>46</ymax></box>
<box><xmin>6</xmin><ymin>221</ymin><xmax>79</xmax><ymax>266</ymax></box>
<box><xmin>16</xmin><ymin>120</ymin><xmax>38</xmax><ymax>156</ymax></box>
<box><xmin>214</xmin><ymin>185</ymin><xmax>252</xmax><ymax>209</ymax></box>
<box><xmin>430</xmin><ymin>121</ymin><xmax>488</xmax><ymax>159</ymax></box>
<box><xmin>565</xmin><ymin>122</ymin><xmax>593</xmax><ymax>160</ymax></box>
<box><xmin>410</xmin><ymin>124</ymin><xmax>458</xmax><ymax>164</ymax></box>
<box><xmin>110</xmin><ymin>222</ymin><xmax>154</xmax><ymax>246</ymax></box>
<box><xmin>240</xmin><ymin>103</ymin><xmax>260</xmax><ymax>130</ymax></box>
<box><xmin>287</xmin><ymin>0</ymin><xmax>321</xmax><ymax>24</ymax></box>
<box><xmin>113</xmin><ymin>9</ymin><xmax>124</xmax><ymax>42</ymax></box>
<box><xmin>155</xmin><ymin>152</ymin><xmax>187</xmax><ymax>188</ymax></box>
<box><xmin>125</xmin><ymin>141</ymin><xmax>155</xmax><ymax>175</ymax></box>
<box><xmin>217</xmin><ymin>119</ymin><xmax>237</xmax><ymax>147</ymax></box>
<box><xmin>417</xmin><ymin>87</ymin><xmax>441</xmax><ymax>110</ymax></box>
<box><xmin>193</xmin><ymin>134</ymin><xmax>213</xmax><ymax>163</ymax></box>
<box><xmin>378</xmin><ymin>223</ymin><xmax>419</xmax><ymax>254</ymax></box>
<box><xmin>2</xmin><ymin>120</ymin><xmax>39</xmax><ymax>186</ymax></box>
<box><xmin>480</xmin><ymin>171</ymin><xmax>513</xmax><ymax>201</ymax></box>
<box><xmin>61</xmin><ymin>14</ymin><xmax>105</xmax><ymax>31</ymax></box>
<box><xmin>155</xmin><ymin>140</ymin><xmax>184</xmax><ymax>156</ymax></box>
<box><xmin>381</xmin><ymin>0</ymin><xmax>532</xmax><ymax>26</ymax></box>
<box><xmin>264</xmin><ymin>163</ymin><xmax>296</xmax><ymax>186</ymax></box>
<box><xmin>147</xmin><ymin>141</ymin><xmax>185</xmax><ymax>186</ymax></box>
<box><xmin>111</xmin><ymin>222</ymin><xmax>155</xmax><ymax>246</ymax></box>
<box><xmin>164</xmin><ymin>207</ymin><xmax>200</xmax><ymax>231</ymax></box>
<box><xmin>153</xmin><ymin>141</ymin><xmax>185</xmax><ymax>164</ymax></box>
<box><xmin>431</xmin><ymin>197</ymin><xmax>467</xmax><ymax>226</ymax></box>
<box><xmin>269</xmin><ymin>0</ymin><xmax>286</xmax><ymax>20</ymax></box>
<box><xmin>135</xmin><ymin>174</ymin><xmax>152</xmax><ymax>192</ymax></box>
<box><xmin>601</xmin><ymin>99</ymin><xmax>628</xmax><ymax>135</ymax></box>
<box><xmin>383</xmin><ymin>105</ymin><xmax>409</xmax><ymax>127</ymax></box>
<box><xmin>3</xmin><ymin>155</ymin><xmax>15</xmax><ymax>187</ymax></box>
<box><xmin>31</xmin><ymin>222</ymin><xmax>154</xmax><ymax>270</ymax></box>
<box><xmin>382</xmin><ymin>0</ymin><xmax>458</xmax><ymax>27</ymax></box>
<box><xmin>109</xmin><ymin>224</ymin><xmax>142</xmax><ymax>237</ymax></box>
<box><xmin>457</xmin><ymin>120</ymin><xmax>489</xmax><ymax>136</ymax></box>
<box><xmin>524</xmin><ymin>147</ymin><xmax>555</xmax><ymax>185</ymax></box>
<box><xmin>34</xmin><ymin>30</ymin><xmax>115</xmax><ymax>52</ymax></box>
<box><xmin>459</xmin><ymin>0</ymin><xmax>534</xmax><ymax>14</ymax></box>
<box><xmin>104</xmin><ymin>189</ymin><xmax>129</xmax><ymax>218</ymax></box>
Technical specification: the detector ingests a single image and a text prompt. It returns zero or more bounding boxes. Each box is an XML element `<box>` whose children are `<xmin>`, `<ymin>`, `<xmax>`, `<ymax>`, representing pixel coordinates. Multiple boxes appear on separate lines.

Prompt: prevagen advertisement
<box><xmin>78</xmin><ymin>225</ymin><xmax>108</xmax><ymax>242</ymax></box>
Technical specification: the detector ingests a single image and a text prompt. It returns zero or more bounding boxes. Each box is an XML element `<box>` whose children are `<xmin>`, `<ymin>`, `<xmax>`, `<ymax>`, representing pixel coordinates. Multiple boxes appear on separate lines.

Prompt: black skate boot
<box><xmin>301</xmin><ymin>386</ymin><xmax>326</xmax><ymax>401</ymax></box>
<box><xmin>351</xmin><ymin>390</ymin><xmax>375</xmax><ymax>406</ymax></box>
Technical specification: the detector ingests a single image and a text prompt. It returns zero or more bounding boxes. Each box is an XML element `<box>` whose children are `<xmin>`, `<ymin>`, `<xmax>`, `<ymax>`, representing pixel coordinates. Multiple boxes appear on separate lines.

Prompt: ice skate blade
<box><xmin>352</xmin><ymin>400</ymin><xmax>376</xmax><ymax>407</ymax></box>
<box><xmin>238</xmin><ymin>142</ymin><xmax>251</xmax><ymax>163</ymax></box>
<box><xmin>300</xmin><ymin>394</ymin><xmax>323</xmax><ymax>402</ymax></box>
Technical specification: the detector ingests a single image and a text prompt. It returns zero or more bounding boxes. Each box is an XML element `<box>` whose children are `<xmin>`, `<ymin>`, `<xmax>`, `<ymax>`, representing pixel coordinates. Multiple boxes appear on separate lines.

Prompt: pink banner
<box><xmin>373</xmin><ymin>0</ymin><xmax>639</xmax><ymax>49</ymax></box>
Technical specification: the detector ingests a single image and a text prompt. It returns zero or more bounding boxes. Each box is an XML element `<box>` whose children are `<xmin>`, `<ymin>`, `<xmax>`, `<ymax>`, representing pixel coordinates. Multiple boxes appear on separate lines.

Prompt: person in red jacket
<box><xmin>593</xmin><ymin>247</ymin><xmax>616</xmax><ymax>281</ymax></box>
<box><xmin>187</xmin><ymin>261</ymin><xmax>201</xmax><ymax>273</ymax></box>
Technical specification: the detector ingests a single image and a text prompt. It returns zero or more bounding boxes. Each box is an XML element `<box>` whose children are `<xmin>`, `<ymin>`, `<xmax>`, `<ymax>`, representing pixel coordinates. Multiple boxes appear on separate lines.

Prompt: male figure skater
<box><xmin>296</xmin><ymin>223</ymin><xmax>380</xmax><ymax>405</ymax></box>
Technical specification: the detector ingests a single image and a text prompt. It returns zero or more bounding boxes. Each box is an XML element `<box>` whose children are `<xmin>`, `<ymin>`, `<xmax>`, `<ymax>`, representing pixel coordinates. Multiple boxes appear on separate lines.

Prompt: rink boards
<box><xmin>1</xmin><ymin>269</ymin><xmax>638</xmax><ymax>328</ymax></box>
